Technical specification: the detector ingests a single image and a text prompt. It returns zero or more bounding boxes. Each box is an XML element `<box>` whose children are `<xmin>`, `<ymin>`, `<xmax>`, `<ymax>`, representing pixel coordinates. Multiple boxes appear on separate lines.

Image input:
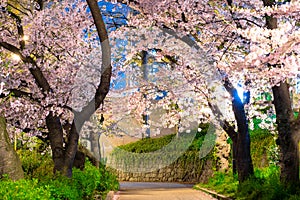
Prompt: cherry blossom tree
<box><xmin>0</xmin><ymin>0</ymin><xmax>112</xmax><ymax>177</ymax></box>
<box><xmin>108</xmin><ymin>0</ymin><xmax>299</xmax><ymax>183</ymax></box>
<box><xmin>261</xmin><ymin>0</ymin><xmax>300</xmax><ymax>185</ymax></box>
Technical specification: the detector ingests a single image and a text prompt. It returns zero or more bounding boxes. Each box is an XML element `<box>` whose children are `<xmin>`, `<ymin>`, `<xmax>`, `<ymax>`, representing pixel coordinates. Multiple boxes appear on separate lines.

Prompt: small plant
<box><xmin>1</xmin><ymin>148</ymin><xmax>119</xmax><ymax>200</ymax></box>
<box><xmin>197</xmin><ymin>166</ymin><xmax>300</xmax><ymax>200</ymax></box>
<box><xmin>197</xmin><ymin>128</ymin><xmax>299</xmax><ymax>200</ymax></box>
<box><xmin>195</xmin><ymin>171</ymin><xmax>238</xmax><ymax>198</ymax></box>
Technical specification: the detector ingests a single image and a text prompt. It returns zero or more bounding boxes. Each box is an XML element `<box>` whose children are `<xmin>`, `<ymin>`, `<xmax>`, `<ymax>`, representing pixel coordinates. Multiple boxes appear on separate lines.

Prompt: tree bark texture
<box><xmin>224</xmin><ymin>79</ymin><xmax>254</xmax><ymax>182</ymax></box>
<box><xmin>262</xmin><ymin>0</ymin><xmax>299</xmax><ymax>184</ymax></box>
<box><xmin>208</xmin><ymin>86</ymin><xmax>253</xmax><ymax>182</ymax></box>
<box><xmin>0</xmin><ymin>116</ymin><xmax>24</xmax><ymax>180</ymax></box>
<box><xmin>272</xmin><ymin>82</ymin><xmax>299</xmax><ymax>184</ymax></box>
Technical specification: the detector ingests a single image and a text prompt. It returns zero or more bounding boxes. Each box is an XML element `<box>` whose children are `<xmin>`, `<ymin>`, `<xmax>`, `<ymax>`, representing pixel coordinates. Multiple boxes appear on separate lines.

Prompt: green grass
<box><xmin>196</xmin><ymin>165</ymin><xmax>300</xmax><ymax>200</ymax></box>
<box><xmin>118</xmin><ymin>123</ymin><xmax>210</xmax><ymax>153</ymax></box>
<box><xmin>195</xmin><ymin>128</ymin><xmax>299</xmax><ymax>200</ymax></box>
<box><xmin>118</xmin><ymin>133</ymin><xmax>176</xmax><ymax>153</ymax></box>
<box><xmin>195</xmin><ymin>171</ymin><xmax>238</xmax><ymax>197</ymax></box>
<box><xmin>1</xmin><ymin>148</ymin><xmax>119</xmax><ymax>200</ymax></box>
<box><xmin>249</xmin><ymin>128</ymin><xmax>277</xmax><ymax>168</ymax></box>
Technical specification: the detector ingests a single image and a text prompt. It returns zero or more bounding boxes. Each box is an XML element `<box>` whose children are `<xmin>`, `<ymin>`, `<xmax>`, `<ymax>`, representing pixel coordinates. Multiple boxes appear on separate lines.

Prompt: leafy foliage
<box><xmin>249</xmin><ymin>128</ymin><xmax>278</xmax><ymax>167</ymax></box>
<box><xmin>117</xmin><ymin>123</ymin><xmax>210</xmax><ymax>153</ymax></box>
<box><xmin>17</xmin><ymin>137</ymin><xmax>53</xmax><ymax>179</ymax></box>
<box><xmin>236</xmin><ymin>166</ymin><xmax>300</xmax><ymax>200</ymax></box>
<box><xmin>1</xmin><ymin>150</ymin><xmax>119</xmax><ymax>200</ymax></box>
<box><xmin>196</xmin><ymin>165</ymin><xmax>300</xmax><ymax>199</ymax></box>
<box><xmin>118</xmin><ymin>133</ymin><xmax>176</xmax><ymax>153</ymax></box>
<box><xmin>196</xmin><ymin>128</ymin><xmax>299</xmax><ymax>199</ymax></box>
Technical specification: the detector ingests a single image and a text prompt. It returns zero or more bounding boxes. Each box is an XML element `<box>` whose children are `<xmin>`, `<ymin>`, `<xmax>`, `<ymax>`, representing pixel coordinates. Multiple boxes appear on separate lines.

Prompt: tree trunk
<box><xmin>262</xmin><ymin>0</ymin><xmax>299</xmax><ymax>185</ymax></box>
<box><xmin>141</xmin><ymin>50</ymin><xmax>150</xmax><ymax>138</ymax></box>
<box><xmin>232</xmin><ymin>94</ymin><xmax>254</xmax><ymax>182</ymax></box>
<box><xmin>223</xmin><ymin>79</ymin><xmax>254</xmax><ymax>182</ymax></box>
<box><xmin>272</xmin><ymin>82</ymin><xmax>299</xmax><ymax>184</ymax></box>
<box><xmin>0</xmin><ymin>116</ymin><xmax>24</xmax><ymax>180</ymax></box>
<box><xmin>43</xmin><ymin>0</ymin><xmax>112</xmax><ymax>177</ymax></box>
<box><xmin>46</xmin><ymin>113</ymin><xmax>65</xmax><ymax>174</ymax></box>
<box><xmin>232</xmin><ymin>139</ymin><xmax>238</xmax><ymax>175</ymax></box>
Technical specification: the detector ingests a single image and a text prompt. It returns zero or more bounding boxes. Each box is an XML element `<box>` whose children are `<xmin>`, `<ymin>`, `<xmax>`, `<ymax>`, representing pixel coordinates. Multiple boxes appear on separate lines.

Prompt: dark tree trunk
<box><xmin>209</xmin><ymin>83</ymin><xmax>253</xmax><ymax>182</ymax></box>
<box><xmin>141</xmin><ymin>50</ymin><xmax>150</xmax><ymax>138</ymax></box>
<box><xmin>46</xmin><ymin>113</ymin><xmax>79</xmax><ymax>177</ymax></box>
<box><xmin>272</xmin><ymin>82</ymin><xmax>299</xmax><ymax>184</ymax></box>
<box><xmin>223</xmin><ymin>79</ymin><xmax>254</xmax><ymax>182</ymax></box>
<box><xmin>46</xmin><ymin>112</ymin><xmax>65</xmax><ymax>174</ymax></box>
<box><xmin>231</xmin><ymin>91</ymin><xmax>254</xmax><ymax>182</ymax></box>
<box><xmin>262</xmin><ymin>0</ymin><xmax>299</xmax><ymax>185</ymax></box>
<box><xmin>46</xmin><ymin>114</ymin><xmax>85</xmax><ymax>177</ymax></box>
<box><xmin>232</xmin><ymin>139</ymin><xmax>238</xmax><ymax>175</ymax></box>
<box><xmin>0</xmin><ymin>116</ymin><xmax>24</xmax><ymax>180</ymax></box>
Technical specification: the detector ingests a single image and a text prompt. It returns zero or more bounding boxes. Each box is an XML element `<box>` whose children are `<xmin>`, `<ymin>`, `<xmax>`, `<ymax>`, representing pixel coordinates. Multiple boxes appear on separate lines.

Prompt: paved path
<box><xmin>114</xmin><ymin>182</ymin><xmax>217</xmax><ymax>200</ymax></box>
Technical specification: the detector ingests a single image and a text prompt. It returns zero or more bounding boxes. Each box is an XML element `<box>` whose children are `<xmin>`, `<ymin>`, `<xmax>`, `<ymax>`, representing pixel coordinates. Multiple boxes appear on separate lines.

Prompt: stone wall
<box><xmin>107</xmin><ymin>151</ymin><xmax>215</xmax><ymax>183</ymax></box>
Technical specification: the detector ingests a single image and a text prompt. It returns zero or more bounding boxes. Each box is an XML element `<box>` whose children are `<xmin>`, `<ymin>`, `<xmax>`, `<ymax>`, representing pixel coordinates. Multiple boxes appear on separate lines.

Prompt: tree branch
<box><xmin>0</xmin><ymin>41</ymin><xmax>51</xmax><ymax>93</ymax></box>
<box><xmin>76</xmin><ymin>0</ymin><xmax>112</xmax><ymax>127</ymax></box>
<box><xmin>0</xmin><ymin>88</ymin><xmax>39</xmax><ymax>102</ymax></box>
<box><xmin>5</xmin><ymin>9</ymin><xmax>25</xmax><ymax>49</ymax></box>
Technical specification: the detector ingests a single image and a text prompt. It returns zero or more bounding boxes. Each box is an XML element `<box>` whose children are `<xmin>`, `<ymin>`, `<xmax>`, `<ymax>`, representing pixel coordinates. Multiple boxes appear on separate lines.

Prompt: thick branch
<box><xmin>0</xmin><ymin>88</ymin><xmax>39</xmax><ymax>102</ymax></box>
<box><xmin>76</xmin><ymin>0</ymin><xmax>112</xmax><ymax>126</ymax></box>
<box><xmin>0</xmin><ymin>41</ymin><xmax>51</xmax><ymax>92</ymax></box>
<box><xmin>226</xmin><ymin>0</ymin><xmax>242</xmax><ymax>29</ymax></box>
<box><xmin>207</xmin><ymin>100</ymin><xmax>237</xmax><ymax>141</ymax></box>
<box><xmin>195</xmin><ymin>85</ymin><xmax>237</xmax><ymax>140</ymax></box>
<box><xmin>62</xmin><ymin>0</ymin><xmax>113</xmax><ymax>177</ymax></box>
<box><xmin>6</xmin><ymin>10</ymin><xmax>25</xmax><ymax>49</ymax></box>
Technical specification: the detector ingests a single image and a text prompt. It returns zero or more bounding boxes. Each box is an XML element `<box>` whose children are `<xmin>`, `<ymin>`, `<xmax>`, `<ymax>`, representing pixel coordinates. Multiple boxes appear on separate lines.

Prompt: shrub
<box><xmin>249</xmin><ymin>128</ymin><xmax>277</xmax><ymax>168</ymax></box>
<box><xmin>1</xmin><ymin>148</ymin><xmax>119</xmax><ymax>200</ymax></box>
<box><xmin>17</xmin><ymin>149</ymin><xmax>54</xmax><ymax>179</ymax></box>
<box><xmin>42</xmin><ymin>161</ymin><xmax>119</xmax><ymax>199</ymax></box>
<box><xmin>0</xmin><ymin>178</ymin><xmax>51</xmax><ymax>200</ymax></box>
<box><xmin>197</xmin><ymin>166</ymin><xmax>300</xmax><ymax>200</ymax></box>
<box><xmin>195</xmin><ymin>171</ymin><xmax>238</xmax><ymax>197</ymax></box>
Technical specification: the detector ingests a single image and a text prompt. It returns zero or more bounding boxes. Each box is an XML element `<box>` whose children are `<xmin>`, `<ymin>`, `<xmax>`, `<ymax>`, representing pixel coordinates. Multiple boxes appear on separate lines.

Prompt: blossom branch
<box><xmin>0</xmin><ymin>41</ymin><xmax>51</xmax><ymax>93</ymax></box>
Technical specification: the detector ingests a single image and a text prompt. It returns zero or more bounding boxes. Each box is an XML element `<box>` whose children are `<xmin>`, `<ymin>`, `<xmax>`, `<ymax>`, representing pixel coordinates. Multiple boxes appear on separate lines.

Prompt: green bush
<box><xmin>236</xmin><ymin>166</ymin><xmax>299</xmax><ymax>200</ymax></box>
<box><xmin>0</xmin><ymin>178</ymin><xmax>51</xmax><ymax>200</ymax></box>
<box><xmin>250</xmin><ymin>128</ymin><xmax>277</xmax><ymax>168</ymax></box>
<box><xmin>1</xmin><ymin>148</ymin><xmax>119</xmax><ymax>200</ymax></box>
<box><xmin>196</xmin><ymin>127</ymin><xmax>299</xmax><ymax>200</ymax></box>
<box><xmin>117</xmin><ymin>123</ymin><xmax>211</xmax><ymax>153</ymax></box>
<box><xmin>195</xmin><ymin>171</ymin><xmax>238</xmax><ymax>197</ymax></box>
<box><xmin>17</xmin><ymin>149</ymin><xmax>54</xmax><ymax>179</ymax></box>
<box><xmin>197</xmin><ymin>166</ymin><xmax>300</xmax><ymax>200</ymax></box>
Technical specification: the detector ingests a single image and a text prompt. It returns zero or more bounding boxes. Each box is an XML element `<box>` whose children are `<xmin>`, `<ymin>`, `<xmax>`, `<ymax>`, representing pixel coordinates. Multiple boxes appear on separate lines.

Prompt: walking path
<box><xmin>113</xmin><ymin>182</ymin><xmax>217</xmax><ymax>200</ymax></box>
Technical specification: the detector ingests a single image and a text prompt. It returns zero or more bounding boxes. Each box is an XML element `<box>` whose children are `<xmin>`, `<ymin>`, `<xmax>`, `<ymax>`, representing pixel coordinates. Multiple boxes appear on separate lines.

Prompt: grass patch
<box><xmin>118</xmin><ymin>133</ymin><xmax>176</xmax><ymax>153</ymax></box>
<box><xmin>118</xmin><ymin>123</ymin><xmax>210</xmax><ymax>153</ymax></box>
<box><xmin>195</xmin><ymin>171</ymin><xmax>238</xmax><ymax>198</ymax></box>
<box><xmin>1</xmin><ymin>148</ymin><xmax>119</xmax><ymax>200</ymax></box>
<box><xmin>195</xmin><ymin>128</ymin><xmax>299</xmax><ymax>199</ymax></box>
<box><xmin>196</xmin><ymin>166</ymin><xmax>300</xmax><ymax>200</ymax></box>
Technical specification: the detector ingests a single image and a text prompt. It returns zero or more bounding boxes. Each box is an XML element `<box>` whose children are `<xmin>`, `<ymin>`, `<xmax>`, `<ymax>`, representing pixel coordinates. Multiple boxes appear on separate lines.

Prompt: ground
<box><xmin>114</xmin><ymin>182</ymin><xmax>217</xmax><ymax>200</ymax></box>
